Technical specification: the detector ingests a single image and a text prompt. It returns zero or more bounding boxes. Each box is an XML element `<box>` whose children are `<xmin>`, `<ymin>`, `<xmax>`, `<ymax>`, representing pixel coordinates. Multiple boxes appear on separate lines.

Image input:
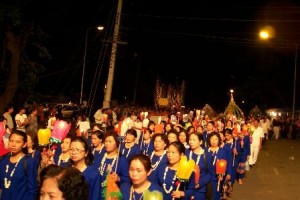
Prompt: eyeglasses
<box><xmin>68</xmin><ymin>148</ymin><xmax>85</xmax><ymax>154</ymax></box>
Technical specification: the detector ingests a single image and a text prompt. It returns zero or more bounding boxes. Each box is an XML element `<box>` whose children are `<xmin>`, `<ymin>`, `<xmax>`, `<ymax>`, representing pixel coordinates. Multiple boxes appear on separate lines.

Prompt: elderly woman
<box><xmin>39</xmin><ymin>164</ymin><xmax>89</xmax><ymax>200</ymax></box>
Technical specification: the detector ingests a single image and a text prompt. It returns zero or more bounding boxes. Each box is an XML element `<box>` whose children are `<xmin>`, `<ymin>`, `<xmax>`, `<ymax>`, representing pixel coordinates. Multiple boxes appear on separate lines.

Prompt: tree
<box><xmin>0</xmin><ymin>0</ymin><xmax>50</xmax><ymax>113</ymax></box>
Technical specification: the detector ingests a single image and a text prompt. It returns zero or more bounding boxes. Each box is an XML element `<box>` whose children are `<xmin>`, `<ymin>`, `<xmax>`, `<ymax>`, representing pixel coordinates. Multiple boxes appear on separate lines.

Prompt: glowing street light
<box><xmin>259</xmin><ymin>31</ymin><xmax>269</xmax><ymax>40</ymax></box>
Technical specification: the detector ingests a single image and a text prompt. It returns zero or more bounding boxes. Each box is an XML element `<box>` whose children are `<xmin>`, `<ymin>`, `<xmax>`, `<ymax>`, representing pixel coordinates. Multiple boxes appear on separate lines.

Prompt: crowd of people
<box><xmin>0</xmin><ymin>103</ymin><xmax>296</xmax><ymax>200</ymax></box>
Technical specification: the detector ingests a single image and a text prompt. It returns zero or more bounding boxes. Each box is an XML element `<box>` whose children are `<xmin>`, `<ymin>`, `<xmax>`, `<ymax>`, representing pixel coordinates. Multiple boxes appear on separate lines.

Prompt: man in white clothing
<box><xmin>120</xmin><ymin>112</ymin><xmax>136</xmax><ymax>138</ymax></box>
<box><xmin>249</xmin><ymin>118</ymin><xmax>264</xmax><ymax>167</ymax></box>
<box><xmin>15</xmin><ymin>107</ymin><xmax>28</xmax><ymax>132</ymax></box>
<box><xmin>260</xmin><ymin>116</ymin><xmax>271</xmax><ymax>143</ymax></box>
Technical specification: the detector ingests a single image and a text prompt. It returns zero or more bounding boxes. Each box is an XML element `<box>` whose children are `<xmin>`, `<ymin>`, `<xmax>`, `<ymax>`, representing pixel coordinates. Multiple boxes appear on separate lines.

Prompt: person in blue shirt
<box><xmin>236</xmin><ymin>126</ymin><xmax>251</xmax><ymax>185</ymax></box>
<box><xmin>91</xmin><ymin>130</ymin><xmax>106</xmax><ymax>167</ymax></box>
<box><xmin>139</xmin><ymin>128</ymin><xmax>154</xmax><ymax>156</ymax></box>
<box><xmin>0</xmin><ymin>130</ymin><xmax>39</xmax><ymax>200</ymax></box>
<box><xmin>157</xmin><ymin>141</ymin><xmax>195</xmax><ymax>200</ymax></box>
<box><xmin>70</xmin><ymin>136</ymin><xmax>101</xmax><ymax>200</ymax></box>
<box><xmin>148</xmin><ymin>133</ymin><xmax>168</xmax><ymax>183</ymax></box>
<box><xmin>120</xmin><ymin>154</ymin><xmax>164</xmax><ymax>200</ymax></box>
<box><xmin>120</xmin><ymin>129</ymin><xmax>141</xmax><ymax>162</ymax></box>
<box><xmin>26</xmin><ymin>131</ymin><xmax>41</xmax><ymax>198</ymax></box>
<box><xmin>97</xmin><ymin>131</ymin><xmax>130</xmax><ymax>200</ymax></box>
<box><xmin>207</xmin><ymin>132</ymin><xmax>231</xmax><ymax>200</ymax></box>
<box><xmin>53</xmin><ymin>134</ymin><xmax>73</xmax><ymax>167</ymax></box>
<box><xmin>186</xmin><ymin>132</ymin><xmax>213</xmax><ymax>200</ymax></box>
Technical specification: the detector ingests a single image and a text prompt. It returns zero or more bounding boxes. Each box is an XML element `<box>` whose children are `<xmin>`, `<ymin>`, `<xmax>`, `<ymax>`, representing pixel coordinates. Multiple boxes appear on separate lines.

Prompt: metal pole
<box><xmin>80</xmin><ymin>29</ymin><xmax>89</xmax><ymax>105</ymax></box>
<box><xmin>103</xmin><ymin>0</ymin><xmax>123</xmax><ymax>108</ymax></box>
<box><xmin>292</xmin><ymin>44</ymin><xmax>298</xmax><ymax>124</ymax></box>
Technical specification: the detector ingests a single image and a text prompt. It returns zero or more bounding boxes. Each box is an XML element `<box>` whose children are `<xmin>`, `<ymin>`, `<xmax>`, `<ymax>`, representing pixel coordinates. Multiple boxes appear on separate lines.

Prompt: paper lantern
<box><xmin>176</xmin><ymin>155</ymin><xmax>195</xmax><ymax>181</ymax></box>
<box><xmin>144</xmin><ymin>189</ymin><xmax>163</xmax><ymax>200</ymax></box>
<box><xmin>216</xmin><ymin>159</ymin><xmax>227</xmax><ymax>174</ymax></box>
<box><xmin>102</xmin><ymin>114</ymin><xmax>108</xmax><ymax>123</ymax></box>
<box><xmin>51</xmin><ymin>120</ymin><xmax>71</xmax><ymax>143</ymax></box>
<box><xmin>154</xmin><ymin>124</ymin><xmax>164</xmax><ymax>134</ymax></box>
<box><xmin>114</xmin><ymin>124</ymin><xmax>119</xmax><ymax>133</ymax></box>
<box><xmin>0</xmin><ymin>122</ymin><xmax>5</xmax><ymax>138</ymax></box>
<box><xmin>38</xmin><ymin>129</ymin><xmax>51</xmax><ymax>145</ymax></box>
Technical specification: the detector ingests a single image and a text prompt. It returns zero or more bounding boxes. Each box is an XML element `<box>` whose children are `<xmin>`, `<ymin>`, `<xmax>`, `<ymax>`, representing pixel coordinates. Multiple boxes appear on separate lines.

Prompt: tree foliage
<box><xmin>0</xmin><ymin>0</ymin><xmax>51</xmax><ymax>113</ymax></box>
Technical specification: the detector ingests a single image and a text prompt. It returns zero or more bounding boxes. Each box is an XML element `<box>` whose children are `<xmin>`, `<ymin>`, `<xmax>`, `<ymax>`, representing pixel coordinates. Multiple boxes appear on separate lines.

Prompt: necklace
<box><xmin>209</xmin><ymin>147</ymin><xmax>219</xmax><ymax>165</ymax></box>
<box><xmin>129</xmin><ymin>186</ymin><xmax>144</xmax><ymax>200</ymax></box>
<box><xmin>99</xmin><ymin>153</ymin><xmax>117</xmax><ymax>175</ymax></box>
<box><xmin>4</xmin><ymin>155</ymin><xmax>24</xmax><ymax>189</ymax></box>
<box><xmin>142</xmin><ymin>142</ymin><xmax>150</xmax><ymax>155</ymax></box>
<box><xmin>162</xmin><ymin>166</ymin><xmax>177</xmax><ymax>194</ymax></box>
<box><xmin>189</xmin><ymin>150</ymin><xmax>203</xmax><ymax>165</ymax></box>
<box><xmin>150</xmin><ymin>150</ymin><xmax>166</xmax><ymax>170</ymax></box>
<box><xmin>122</xmin><ymin>146</ymin><xmax>132</xmax><ymax>158</ymax></box>
<box><xmin>92</xmin><ymin>144</ymin><xmax>104</xmax><ymax>155</ymax></box>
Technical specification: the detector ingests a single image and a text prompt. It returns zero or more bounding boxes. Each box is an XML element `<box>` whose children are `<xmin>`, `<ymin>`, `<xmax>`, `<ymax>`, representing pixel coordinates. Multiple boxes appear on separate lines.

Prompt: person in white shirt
<box><xmin>249</xmin><ymin>118</ymin><xmax>264</xmax><ymax>167</ymax></box>
<box><xmin>120</xmin><ymin>112</ymin><xmax>136</xmax><ymax>138</ymax></box>
<box><xmin>15</xmin><ymin>107</ymin><xmax>28</xmax><ymax>132</ymax></box>
<box><xmin>76</xmin><ymin>114</ymin><xmax>90</xmax><ymax>138</ymax></box>
<box><xmin>260</xmin><ymin>116</ymin><xmax>271</xmax><ymax>140</ymax></box>
<box><xmin>133</xmin><ymin>117</ymin><xmax>142</xmax><ymax>144</ymax></box>
<box><xmin>93</xmin><ymin>108</ymin><xmax>103</xmax><ymax>125</ymax></box>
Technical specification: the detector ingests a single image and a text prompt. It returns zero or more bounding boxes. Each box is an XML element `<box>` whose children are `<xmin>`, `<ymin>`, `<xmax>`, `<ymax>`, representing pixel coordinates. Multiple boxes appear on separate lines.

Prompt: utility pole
<box><xmin>102</xmin><ymin>0</ymin><xmax>123</xmax><ymax>108</ymax></box>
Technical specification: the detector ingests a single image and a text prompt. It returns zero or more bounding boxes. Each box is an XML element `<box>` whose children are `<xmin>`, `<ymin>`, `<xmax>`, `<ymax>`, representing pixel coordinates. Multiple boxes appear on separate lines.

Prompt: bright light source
<box><xmin>97</xmin><ymin>26</ymin><xmax>104</xmax><ymax>31</ymax></box>
<box><xmin>259</xmin><ymin>31</ymin><xmax>269</xmax><ymax>40</ymax></box>
<box><xmin>259</xmin><ymin>26</ymin><xmax>275</xmax><ymax>40</ymax></box>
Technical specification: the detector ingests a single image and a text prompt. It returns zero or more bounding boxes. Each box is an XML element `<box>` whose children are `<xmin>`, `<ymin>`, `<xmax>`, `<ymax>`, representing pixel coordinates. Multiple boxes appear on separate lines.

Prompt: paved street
<box><xmin>232</xmin><ymin>139</ymin><xmax>300</xmax><ymax>200</ymax></box>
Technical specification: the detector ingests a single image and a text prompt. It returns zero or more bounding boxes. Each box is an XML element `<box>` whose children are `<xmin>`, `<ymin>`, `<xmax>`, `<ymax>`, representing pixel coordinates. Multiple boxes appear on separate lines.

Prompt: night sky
<box><xmin>35</xmin><ymin>0</ymin><xmax>300</xmax><ymax>114</ymax></box>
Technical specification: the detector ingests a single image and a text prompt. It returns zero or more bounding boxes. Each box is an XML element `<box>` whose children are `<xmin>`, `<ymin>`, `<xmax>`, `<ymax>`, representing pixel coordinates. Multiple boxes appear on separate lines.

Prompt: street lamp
<box><xmin>80</xmin><ymin>26</ymin><xmax>104</xmax><ymax>105</ymax></box>
<box><xmin>259</xmin><ymin>28</ymin><xmax>298</xmax><ymax>124</ymax></box>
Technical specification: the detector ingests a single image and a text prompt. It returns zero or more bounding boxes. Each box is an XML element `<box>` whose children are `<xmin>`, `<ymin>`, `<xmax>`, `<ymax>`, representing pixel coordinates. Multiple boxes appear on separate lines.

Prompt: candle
<box><xmin>216</xmin><ymin>159</ymin><xmax>227</xmax><ymax>174</ymax></box>
<box><xmin>176</xmin><ymin>155</ymin><xmax>195</xmax><ymax>180</ymax></box>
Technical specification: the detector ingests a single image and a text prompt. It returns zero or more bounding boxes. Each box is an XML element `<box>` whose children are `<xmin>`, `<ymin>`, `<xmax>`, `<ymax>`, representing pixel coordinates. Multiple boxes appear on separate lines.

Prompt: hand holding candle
<box><xmin>172</xmin><ymin>155</ymin><xmax>195</xmax><ymax>200</ymax></box>
<box><xmin>216</xmin><ymin>159</ymin><xmax>227</xmax><ymax>191</ymax></box>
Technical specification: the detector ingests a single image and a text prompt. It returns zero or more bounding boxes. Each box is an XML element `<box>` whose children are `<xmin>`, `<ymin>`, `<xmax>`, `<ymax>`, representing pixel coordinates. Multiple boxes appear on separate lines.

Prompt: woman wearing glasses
<box><xmin>70</xmin><ymin>136</ymin><xmax>101</xmax><ymax>200</ymax></box>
